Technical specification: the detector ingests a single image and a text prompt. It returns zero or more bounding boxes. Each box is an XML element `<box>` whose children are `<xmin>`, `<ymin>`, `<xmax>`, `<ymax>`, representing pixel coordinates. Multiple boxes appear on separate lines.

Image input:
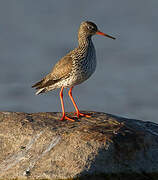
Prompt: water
<box><xmin>0</xmin><ymin>0</ymin><xmax>158</xmax><ymax>122</ymax></box>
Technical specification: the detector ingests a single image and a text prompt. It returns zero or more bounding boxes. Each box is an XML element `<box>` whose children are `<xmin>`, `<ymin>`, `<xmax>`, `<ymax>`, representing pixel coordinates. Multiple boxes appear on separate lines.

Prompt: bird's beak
<box><xmin>96</xmin><ymin>31</ymin><xmax>116</xmax><ymax>40</ymax></box>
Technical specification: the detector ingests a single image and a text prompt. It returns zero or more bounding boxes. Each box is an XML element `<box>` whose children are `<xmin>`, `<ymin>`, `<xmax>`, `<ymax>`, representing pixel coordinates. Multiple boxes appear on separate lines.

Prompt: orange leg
<box><xmin>60</xmin><ymin>87</ymin><xmax>74</xmax><ymax>121</ymax></box>
<box><xmin>68</xmin><ymin>87</ymin><xmax>91</xmax><ymax>118</ymax></box>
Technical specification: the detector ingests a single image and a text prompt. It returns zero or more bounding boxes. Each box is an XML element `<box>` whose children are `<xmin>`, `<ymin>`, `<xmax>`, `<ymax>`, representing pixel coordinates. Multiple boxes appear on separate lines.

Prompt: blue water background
<box><xmin>0</xmin><ymin>0</ymin><xmax>158</xmax><ymax>122</ymax></box>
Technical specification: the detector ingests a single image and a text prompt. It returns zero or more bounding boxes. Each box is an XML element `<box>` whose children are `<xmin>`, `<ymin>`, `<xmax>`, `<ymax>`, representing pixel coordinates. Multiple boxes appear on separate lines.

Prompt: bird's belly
<box><xmin>72</xmin><ymin>53</ymin><xmax>97</xmax><ymax>86</ymax></box>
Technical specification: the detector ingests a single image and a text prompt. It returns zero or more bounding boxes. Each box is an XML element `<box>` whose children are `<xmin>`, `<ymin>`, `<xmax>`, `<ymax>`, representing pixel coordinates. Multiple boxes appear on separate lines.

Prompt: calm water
<box><xmin>0</xmin><ymin>0</ymin><xmax>158</xmax><ymax>122</ymax></box>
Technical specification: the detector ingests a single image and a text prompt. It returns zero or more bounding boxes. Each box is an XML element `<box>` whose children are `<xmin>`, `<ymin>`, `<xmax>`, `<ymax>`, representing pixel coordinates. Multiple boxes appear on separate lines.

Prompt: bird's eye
<box><xmin>87</xmin><ymin>26</ymin><xmax>95</xmax><ymax>31</ymax></box>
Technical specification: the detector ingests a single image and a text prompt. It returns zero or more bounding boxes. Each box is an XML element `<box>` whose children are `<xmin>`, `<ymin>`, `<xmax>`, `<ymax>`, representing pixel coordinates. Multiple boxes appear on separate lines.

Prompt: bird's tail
<box><xmin>32</xmin><ymin>79</ymin><xmax>48</xmax><ymax>95</ymax></box>
<box><xmin>32</xmin><ymin>79</ymin><xmax>58</xmax><ymax>95</ymax></box>
<box><xmin>32</xmin><ymin>73</ymin><xmax>60</xmax><ymax>94</ymax></box>
<box><xmin>35</xmin><ymin>88</ymin><xmax>47</xmax><ymax>95</ymax></box>
<box><xmin>32</xmin><ymin>79</ymin><xmax>44</xmax><ymax>89</ymax></box>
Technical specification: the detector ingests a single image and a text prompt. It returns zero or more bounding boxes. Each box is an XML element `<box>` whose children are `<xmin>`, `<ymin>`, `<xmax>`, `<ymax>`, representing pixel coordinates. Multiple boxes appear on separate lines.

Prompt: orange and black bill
<box><xmin>96</xmin><ymin>31</ymin><xmax>115</xmax><ymax>40</ymax></box>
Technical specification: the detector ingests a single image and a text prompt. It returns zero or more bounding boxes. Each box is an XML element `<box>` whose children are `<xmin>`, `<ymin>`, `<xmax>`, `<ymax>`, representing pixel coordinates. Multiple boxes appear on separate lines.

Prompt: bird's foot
<box><xmin>74</xmin><ymin>111</ymin><xmax>91</xmax><ymax>118</ymax></box>
<box><xmin>61</xmin><ymin>115</ymin><xmax>75</xmax><ymax>122</ymax></box>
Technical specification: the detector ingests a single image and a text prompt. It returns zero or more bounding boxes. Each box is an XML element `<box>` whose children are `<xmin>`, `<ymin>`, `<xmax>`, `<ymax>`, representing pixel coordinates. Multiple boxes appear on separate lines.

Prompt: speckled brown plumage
<box><xmin>32</xmin><ymin>21</ymin><xmax>115</xmax><ymax>121</ymax></box>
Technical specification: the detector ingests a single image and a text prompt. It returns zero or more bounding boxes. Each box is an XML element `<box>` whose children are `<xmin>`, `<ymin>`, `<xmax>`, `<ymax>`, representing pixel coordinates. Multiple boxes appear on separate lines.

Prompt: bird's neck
<box><xmin>78</xmin><ymin>34</ymin><xmax>92</xmax><ymax>49</ymax></box>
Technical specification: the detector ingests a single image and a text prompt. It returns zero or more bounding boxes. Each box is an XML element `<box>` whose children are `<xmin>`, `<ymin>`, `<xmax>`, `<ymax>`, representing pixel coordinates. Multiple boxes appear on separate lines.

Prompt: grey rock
<box><xmin>0</xmin><ymin>111</ymin><xmax>158</xmax><ymax>180</ymax></box>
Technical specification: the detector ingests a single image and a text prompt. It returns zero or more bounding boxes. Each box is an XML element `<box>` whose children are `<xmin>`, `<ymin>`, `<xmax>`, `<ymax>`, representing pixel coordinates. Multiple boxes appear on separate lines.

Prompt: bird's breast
<box><xmin>71</xmin><ymin>41</ymin><xmax>96</xmax><ymax>84</ymax></box>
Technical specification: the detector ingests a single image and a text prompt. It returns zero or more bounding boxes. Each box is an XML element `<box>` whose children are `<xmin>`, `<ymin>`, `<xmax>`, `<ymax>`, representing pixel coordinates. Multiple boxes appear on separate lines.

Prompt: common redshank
<box><xmin>32</xmin><ymin>21</ymin><xmax>115</xmax><ymax>121</ymax></box>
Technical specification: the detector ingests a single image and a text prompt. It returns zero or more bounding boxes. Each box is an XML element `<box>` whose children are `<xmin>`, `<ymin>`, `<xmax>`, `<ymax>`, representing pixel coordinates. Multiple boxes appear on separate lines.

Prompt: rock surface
<box><xmin>0</xmin><ymin>111</ymin><xmax>158</xmax><ymax>180</ymax></box>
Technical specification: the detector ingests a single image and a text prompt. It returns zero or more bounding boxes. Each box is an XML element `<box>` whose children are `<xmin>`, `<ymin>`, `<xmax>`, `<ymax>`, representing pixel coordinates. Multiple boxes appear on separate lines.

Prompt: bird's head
<box><xmin>79</xmin><ymin>21</ymin><xmax>115</xmax><ymax>40</ymax></box>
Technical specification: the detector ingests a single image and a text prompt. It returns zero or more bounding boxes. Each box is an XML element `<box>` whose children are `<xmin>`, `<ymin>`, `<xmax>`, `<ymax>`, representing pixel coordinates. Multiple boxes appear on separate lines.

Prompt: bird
<box><xmin>32</xmin><ymin>21</ymin><xmax>115</xmax><ymax>121</ymax></box>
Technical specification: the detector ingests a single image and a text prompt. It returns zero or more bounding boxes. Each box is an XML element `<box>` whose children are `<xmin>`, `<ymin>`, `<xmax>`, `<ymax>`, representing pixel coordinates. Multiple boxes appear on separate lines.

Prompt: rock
<box><xmin>0</xmin><ymin>111</ymin><xmax>158</xmax><ymax>180</ymax></box>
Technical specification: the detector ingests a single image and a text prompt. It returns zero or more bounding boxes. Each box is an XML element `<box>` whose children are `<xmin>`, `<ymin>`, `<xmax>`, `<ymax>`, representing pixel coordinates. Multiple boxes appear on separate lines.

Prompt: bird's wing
<box><xmin>32</xmin><ymin>54</ymin><xmax>72</xmax><ymax>89</ymax></box>
<box><xmin>51</xmin><ymin>54</ymin><xmax>72</xmax><ymax>80</ymax></box>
